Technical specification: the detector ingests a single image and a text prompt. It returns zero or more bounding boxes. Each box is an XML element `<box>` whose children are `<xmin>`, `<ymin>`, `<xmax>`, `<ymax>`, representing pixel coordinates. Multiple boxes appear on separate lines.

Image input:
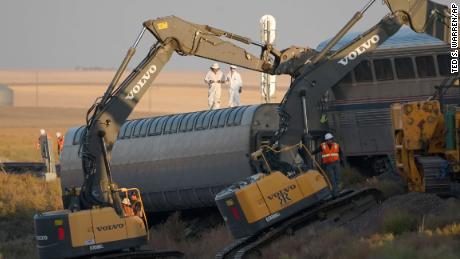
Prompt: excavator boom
<box><xmin>144</xmin><ymin>16</ymin><xmax>277</xmax><ymax>73</ymax></box>
<box><xmin>385</xmin><ymin>0</ymin><xmax>452</xmax><ymax>42</ymax></box>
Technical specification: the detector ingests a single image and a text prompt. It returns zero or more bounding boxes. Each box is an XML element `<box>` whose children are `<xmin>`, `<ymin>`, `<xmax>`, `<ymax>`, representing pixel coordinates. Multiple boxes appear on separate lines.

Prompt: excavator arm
<box><xmin>274</xmin><ymin>0</ymin><xmax>452</xmax><ymax>146</ymax></box>
<box><xmin>144</xmin><ymin>16</ymin><xmax>280</xmax><ymax>73</ymax></box>
<box><xmin>78</xmin><ymin>17</ymin><xmax>286</xmax><ymax>210</ymax></box>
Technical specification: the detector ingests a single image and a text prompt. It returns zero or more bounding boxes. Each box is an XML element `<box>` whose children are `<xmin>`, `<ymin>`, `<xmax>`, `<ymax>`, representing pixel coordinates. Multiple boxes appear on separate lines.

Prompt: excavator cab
<box><xmin>34</xmin><ymin>187</ymin><xmax>149</xmax><ymax>259</ymax></box>
<box><xmin>118</xmin><ymin>188</ymin><xmax>148</xmax><ymax>222</ymax></box>
<box><xmin>215</xmin><ymin>144</ymin><xmax>332</xmax><ymax>238</ymax></box>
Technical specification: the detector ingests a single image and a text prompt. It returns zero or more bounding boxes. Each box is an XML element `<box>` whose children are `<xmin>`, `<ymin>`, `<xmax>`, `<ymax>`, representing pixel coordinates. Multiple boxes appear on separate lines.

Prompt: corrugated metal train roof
<box><xmin>316</xmin><ymin>26</ymin><xmax>446</xmax><ymax>51</ymax></box>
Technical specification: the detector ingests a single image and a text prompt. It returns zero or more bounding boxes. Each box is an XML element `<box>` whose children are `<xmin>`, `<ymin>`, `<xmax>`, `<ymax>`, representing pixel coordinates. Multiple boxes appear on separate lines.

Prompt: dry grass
<box><xmin>0</xmin><ymin>128</ymin><xmax>64</xmax><ymax>162</ymax></box>
<box><xmin>381</xmin><ymin>209</ymin><xmax>420</xmax><ymax>235</ymax></box>
<box><xmin>262</xmin><ymin>227</ymin><xmax>371</xmax><ymax>259</ymax></box>
<box><xmin>372</xmin><ymin>232</ymin><xmax>460</xmax><ymax>259</ymax></box>
<box><xmin>423</xmin><ymin>198</ymin><xmax>460</xmax><ymax>229</ymax></box>
<box><xmin>0</xmin><ymin>173</ymin><xmax>62</xmax><ymax>259</ymax></box>
<box><xmin>149</xmin><ymin>212</ymin><xmax>232</xmax><ymax>259</ymax></box>
<box><xmin>260</xmin><ymin>222</ymin><xmax>460</xmax><ymax>259</ymax></box>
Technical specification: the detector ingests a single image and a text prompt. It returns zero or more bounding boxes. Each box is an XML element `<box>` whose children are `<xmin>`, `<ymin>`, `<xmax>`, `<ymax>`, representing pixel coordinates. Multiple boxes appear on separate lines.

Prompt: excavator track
<box><xmin>93</xmin><ymin>249</ymin><xmax>184</xmax><ymax>259</ymax></box>
<box><xmin>416</xmin><ymin>156</ymin><xmax>451</xmax><ymax>196</ymax></box>
<box><xmin>216</xmin><ymin>188</ymin><xmax>382</xmax><ymax>259</ymax></box>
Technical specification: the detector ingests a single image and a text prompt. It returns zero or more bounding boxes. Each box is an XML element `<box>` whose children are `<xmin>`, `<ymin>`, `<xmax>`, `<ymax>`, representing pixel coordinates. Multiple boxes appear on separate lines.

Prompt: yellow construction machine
<box><xmin>392</xmin><ymin>98</ymin><xmax>460</xmax><ymax>195</ymax></box>
<box><xmin>216</xmin><ymin>144</ymin><xmax>380</xmax><ymax>240</ymax></box>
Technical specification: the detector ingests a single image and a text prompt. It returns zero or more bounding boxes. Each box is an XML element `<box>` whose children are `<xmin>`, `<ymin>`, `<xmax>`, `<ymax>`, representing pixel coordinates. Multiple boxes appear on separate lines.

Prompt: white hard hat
<box><xmin>230</xmin><ymin>65</ymin><xmax>237</xmax><ymax>69</ymax></box>
<box><xmin>211</xmin><ymin>63</ymin><xmax>220</xmax><ymax>69</ymax></box>
<box><xmin>122</xmin><ymin>198</ymin><xmax>131</xmax><ymax>206</ymax></box>
<box><xmin>324</xmin><ymin>133</ymin><xmax>334</xmax><ymax>140</ymax></box>
<box><xmin>56</xmin><ymin>132</ymin><xmax>62</xmax><ymax>137</ymax></box>
<box><xmin>40</xmin><ymin>129</ymin><xmax>46</xmax><ymax>135</ymax></box>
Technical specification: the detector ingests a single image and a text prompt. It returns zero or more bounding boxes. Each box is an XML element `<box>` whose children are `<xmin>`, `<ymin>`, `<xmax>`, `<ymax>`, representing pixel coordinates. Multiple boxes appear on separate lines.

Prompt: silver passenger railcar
<box><xmin>60</xmin><ymin>104</ymin><xmax>279</xmax><ymax>212</ymax></box>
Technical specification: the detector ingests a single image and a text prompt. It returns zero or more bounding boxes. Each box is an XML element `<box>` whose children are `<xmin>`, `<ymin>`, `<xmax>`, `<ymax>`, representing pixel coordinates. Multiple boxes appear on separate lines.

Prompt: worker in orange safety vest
<box><xmin>313</xmin><ymin>133</ymin><xmax>345</xmax><ymax>196</ymax></box>
<box><xmin>56</xmin><ymin>132</ymin><xmax>64</xmax><ymax>156</ymax></box>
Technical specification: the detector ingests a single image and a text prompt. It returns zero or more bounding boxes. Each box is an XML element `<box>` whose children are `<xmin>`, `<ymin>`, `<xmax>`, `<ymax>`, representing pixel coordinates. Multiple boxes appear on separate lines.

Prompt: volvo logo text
<box><xmin>96</xmin><ymin>223</ymin><xmax>124</xmax><ymax>232</ymax></box>
<box><xmin>267</xmin><ymin>184</ymin><xmax>296</xmax><ymax>206</ymax></box>
<box><xmin>125</xmin><ymin>65</ymin><xmax>157</xmax><ymax>100</ymax></box>
<box><xmin>338</xmin><ymin>35</ymin><xmax>380</xmax><ymax>66</ymax></box>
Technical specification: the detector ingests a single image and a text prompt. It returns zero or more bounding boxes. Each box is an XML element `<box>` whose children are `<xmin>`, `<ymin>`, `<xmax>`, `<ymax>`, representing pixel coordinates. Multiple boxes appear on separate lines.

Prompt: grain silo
<box><xmin>0</xmin><ymin>85</ymin><xmax>13</xmax><ymax>106</ymax></box>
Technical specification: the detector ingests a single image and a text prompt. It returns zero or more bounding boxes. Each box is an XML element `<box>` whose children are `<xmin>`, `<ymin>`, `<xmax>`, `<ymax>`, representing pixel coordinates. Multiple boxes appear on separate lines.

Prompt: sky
<box><xmin>0</xmin><ymin>0</ymin><xmax>453</xmax><ymax>70</ymax></box>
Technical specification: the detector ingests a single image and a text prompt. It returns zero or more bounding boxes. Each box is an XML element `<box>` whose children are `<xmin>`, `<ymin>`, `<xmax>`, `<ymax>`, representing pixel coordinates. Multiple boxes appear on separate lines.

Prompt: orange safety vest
<box><xmin>57</xmin><ymin>136</ymin><xmax>64</xmax><ymax>154</ymax></box>
<box><xmin>321</xmin><ymin>142</ymin><xmax>340</xmax><ymax>164</ymax></box>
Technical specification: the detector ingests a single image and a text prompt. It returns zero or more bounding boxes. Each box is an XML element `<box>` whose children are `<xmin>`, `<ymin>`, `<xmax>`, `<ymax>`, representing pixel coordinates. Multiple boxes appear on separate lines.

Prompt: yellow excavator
<box><xmin>33</xmin><ymin>17</ymin><xmax>282</xmax><ymax>259</ymax></box>
<box><xmin>392</xmin><ymin>76</ymin><xmax>460</xmax><ymax>196</ymax></box>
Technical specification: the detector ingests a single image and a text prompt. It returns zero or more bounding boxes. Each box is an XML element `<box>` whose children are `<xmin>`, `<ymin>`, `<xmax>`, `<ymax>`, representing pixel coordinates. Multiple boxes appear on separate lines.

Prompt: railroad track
<box><xmin>216</xmin><ymin>188</ymin><xmax>382</xmax><ymax>259</ymax></box>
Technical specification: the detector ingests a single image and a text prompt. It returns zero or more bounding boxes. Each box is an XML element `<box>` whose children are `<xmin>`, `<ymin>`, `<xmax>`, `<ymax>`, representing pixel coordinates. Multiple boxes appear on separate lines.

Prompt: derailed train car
<box><xmin>60</xmin><ymin>29</ymin><xmax>459</xmax><ymax>212</ymax></box>
<box><xmin>323</xmin><ymin>28</ymin><xmax>459</xmax><ymax>173</ymax></box>
<box><xmin>60</xmin><ymin>105</ymin><xmax>279</xmax><ymax>212</ymax></box>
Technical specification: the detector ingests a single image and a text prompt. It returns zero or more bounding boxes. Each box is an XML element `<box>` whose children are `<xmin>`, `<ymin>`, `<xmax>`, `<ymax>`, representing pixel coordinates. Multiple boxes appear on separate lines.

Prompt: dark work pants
<box><xmin>324</xmin><ymin>161</ymin><xmax>340</xmax><ymax>195</ymax></box>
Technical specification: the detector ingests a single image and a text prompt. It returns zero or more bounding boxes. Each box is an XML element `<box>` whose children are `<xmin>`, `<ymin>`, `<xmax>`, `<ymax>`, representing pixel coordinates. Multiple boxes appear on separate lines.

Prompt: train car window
<box><xmin>73</xmin><ymin>126</ymin><xmax>86</xmax><ymax>145</ymax></box>
<box><xmin>118</xmin><ymin>122</ymin><xmax>129</xmax><ymax>139</ymax></box>
<box><xmin>339</xmin><ymin>72</ymin><xmax>352</xmax><ymax>84</ymax></box>
<box><xmin>132</xmin><ymin>119</ymin><xmax>146</xmax><ymax>138</ymax></box>
<box><xmin>179</xmin><ymin>114</ymin><xmax>189</xmax><ymax>132</ymax></box>
<box><xmin>194</xmin><ymin>112</ymin><xmax>206</xmax><ymax>130</ymax></box>
<box><xmin>395</xmin><ymin>57</ymin><xmax>415</xmax><ymax>79</ymax></box>
<box><xmin>204</xmin><ymin>111</ymin><xmax>216</xmax><ymax>129</ymax></box>
<box><xmin>211</xmin><ymin>110</ymin><xmax>225</xmax><ymax>128</ymax></box>
<box><xmin>218</xmin><ymin>109</ymin><xmax>231</xmax><ymax>127</ymax></box>
<box><xmin>234</xmin><ymin>106</ymin><xmax>248</xmax><ymax>125</ymax></box>
<box><xmin>179</xmin><ymin>113</ymin><xmax>194</xmax><ymax>132</ymax></box>
<box><xmin>354</xmin><ymin>60</ymin><xmax>373</xmax><ymax>82</ymax></box>
<box><xmin>437</xmin><ymin>54</ymin><xmax>450</xmax><ymax>76</ymax></box>
<box><xmin>195</xmin><ymin>111</ymin><xmax>213</xmax><ymax>130</ymax></box>
<box><xmin>373</xmin><ymin>59</ymin><xmax>394</xmax><ymax>81</ymax></box>
<box><xmin>164</xmin><ymin>115</ymin><xmax>184</xmax><ymax>134</ymax></box>
<box><xmin>416</xmin><ymin>56</ymin><xmax>436</xmax><ymax>78</ymax></box>
<box><xmin>162</xmin><ymin>116</ymin><xmax>175</xmax><ymax>134</ymax></box>
<box><xmin>186</xmin><ymin>113</ymin><xmax>198</xmax><ymax>131</ymax></box>
<box><xmin>123</xmin><ymin>121</ymin><xmax>135</xmax><ymax>139</ymax></box>
<box><xmin>227</xmin><ymin>107</ymin><xmax>240</xmax><ymax>126</ymax></box>
<box><xmin>148</xmin><ymin>116</ymin><xmax>167</xmax><ymax>136</ymax></box>
<box><xmin>139</xmin><ymin>118</ymin><xmax>153</xmax><ymax>137</ymax></box>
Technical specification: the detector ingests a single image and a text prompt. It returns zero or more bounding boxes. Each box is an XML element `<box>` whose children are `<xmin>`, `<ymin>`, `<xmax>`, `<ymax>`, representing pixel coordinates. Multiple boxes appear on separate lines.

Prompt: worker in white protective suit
<box><xmin>204</xmin><ymin>63</ymin><xmax>225</xmax><ymax>110</ymax></box>
<box><xmin>225</xmin><ymin>65</ymin><xmax>243</xmax><ymax>107</ymax></box>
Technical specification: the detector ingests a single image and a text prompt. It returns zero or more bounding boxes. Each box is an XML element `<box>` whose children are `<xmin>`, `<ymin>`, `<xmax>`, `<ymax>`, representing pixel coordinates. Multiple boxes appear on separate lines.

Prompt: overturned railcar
<box><xmin>60</xmin><ymin>104</ymin><xmax>279</xmax><ymax>212</ymax></box>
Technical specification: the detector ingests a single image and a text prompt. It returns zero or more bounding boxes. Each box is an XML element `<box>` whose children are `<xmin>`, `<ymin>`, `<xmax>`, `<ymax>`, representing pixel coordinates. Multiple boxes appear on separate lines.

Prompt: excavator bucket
<box><xmin>385</xmin><ymin>0</ymin><xmax>451</xmax><ymax>43</ymax></box>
